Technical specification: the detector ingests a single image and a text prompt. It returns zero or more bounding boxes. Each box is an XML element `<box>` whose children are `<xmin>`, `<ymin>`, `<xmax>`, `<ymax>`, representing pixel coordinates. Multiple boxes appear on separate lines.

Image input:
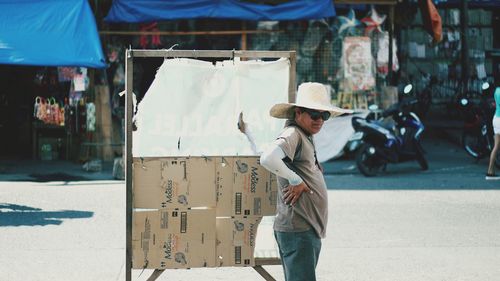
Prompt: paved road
<box><xmin>322</xmin><ymin>136</ymin><xmax>499</xmax><ymax>189</ymax></box>
<box><xmin>1</xmin><ymin>136</ymin><xmax>499</xmax><ymax>280</ymax></box>
<box><xmin>1</xmin><ymin>179</ymin><xmax>499</xmax><ymax>281</ymax></box>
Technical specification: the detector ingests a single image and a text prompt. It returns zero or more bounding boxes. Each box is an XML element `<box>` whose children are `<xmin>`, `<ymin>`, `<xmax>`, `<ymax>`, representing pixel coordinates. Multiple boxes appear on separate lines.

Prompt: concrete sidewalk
<box><xmin>0</xmin><ymin>159</ymin><xmax>116</xmax><ymax>182</ymax></box>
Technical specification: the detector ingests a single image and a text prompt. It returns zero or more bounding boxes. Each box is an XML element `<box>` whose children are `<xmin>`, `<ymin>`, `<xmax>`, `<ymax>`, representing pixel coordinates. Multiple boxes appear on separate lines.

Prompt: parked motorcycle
<box><xmin>351</xmin><ymin>85</ymin><xmax>428</xmax><ymax>176</ymax></box>
<box><xmin>460</xmin><ymin>82</ymin><xmax>500</xmax><ymax>168</ymax></box>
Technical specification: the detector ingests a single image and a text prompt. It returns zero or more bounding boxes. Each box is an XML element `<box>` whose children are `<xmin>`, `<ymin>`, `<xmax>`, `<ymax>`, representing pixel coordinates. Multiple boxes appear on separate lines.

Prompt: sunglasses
<box><xmin>300</xmin><ymin>108</ymin><xmax>331</xmax><ymax>121</ymax></box>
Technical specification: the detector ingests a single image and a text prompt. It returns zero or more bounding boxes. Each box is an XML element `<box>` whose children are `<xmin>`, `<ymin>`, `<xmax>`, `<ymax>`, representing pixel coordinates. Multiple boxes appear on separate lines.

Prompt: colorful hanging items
<box><xmin>139</xmin><ymin>22</ymin><xmax>162</xmax><ymax>49</ymax></box>
<box><xmin>47</xmin><ymin>98</ymin><xmax>58</xmax><ymax>124</ymax></box>
<box><xmin>33</xmin><ymin>96</ymin><xmax>65</xmax><ymax>126</ymax></box>
<box><xmin>342</xmin><ymin>36</ymin><xmax>375</xmax><ymax>91</ymax></box>
<box><xmin>361</xmin><ymin>6</ymin><xmax>386</xmax><ymax>35</ymax></box>
<box><xmin>376</xmin><ymin>32</ymin><xmax>399</xmax><ymax>76</ymax></box>
<box><xmin>86</xmin><ymin>102</ymin><xmax>96</xmax><ymax>132</ymax></box>
<box><xmin>418</xmin><ymin>0</ymin><xmax>443</xmax><ymax>44</ymax></box>
<box><xmin>57</xmin><ymin>67</ymin><xmax>76</xmax><ymax>82</ymax></box>
<box><xmin>335</xmin><ymin>9</ymin><xmax>362</xmax><ymax>36</ymax></box>
<box><xmin>33</xmin><ymin>96</ymin><xmax>42</xmax><ymax>119</ymax></box>
<box><xmin>107</xmin><ymin>45</ymin><xmax>120</xmax><ymax>63</ymax></box>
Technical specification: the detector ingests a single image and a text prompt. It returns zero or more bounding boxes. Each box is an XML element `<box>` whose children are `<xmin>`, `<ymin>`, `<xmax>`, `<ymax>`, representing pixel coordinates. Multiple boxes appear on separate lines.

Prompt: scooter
<box><xmin>351</xmin><ymin>85</ymin><xmax>428</xmax><ymax>176</ymax></box>
<box><xmin>460</xmin><ymin>82</ymin><xmax>500</xmax><ymax>168</ymax></box>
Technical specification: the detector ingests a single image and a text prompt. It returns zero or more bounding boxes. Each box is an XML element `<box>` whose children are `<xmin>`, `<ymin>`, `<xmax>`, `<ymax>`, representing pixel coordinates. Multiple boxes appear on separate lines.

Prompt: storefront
<box><xmin>0</xmin><ymin>0</ymin><xmax>107</xmax><ymax>161</ymax></box>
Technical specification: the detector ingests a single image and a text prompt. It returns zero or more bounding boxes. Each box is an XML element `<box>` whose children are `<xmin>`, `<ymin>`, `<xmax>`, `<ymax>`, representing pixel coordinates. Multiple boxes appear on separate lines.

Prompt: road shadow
<box><xmin>0</xmin><ymin>203</ymin><xmax>94</xmax><ymax>227</ymax></box>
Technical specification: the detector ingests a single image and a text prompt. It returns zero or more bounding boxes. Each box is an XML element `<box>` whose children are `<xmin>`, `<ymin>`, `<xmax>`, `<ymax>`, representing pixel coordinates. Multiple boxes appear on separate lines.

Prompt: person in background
<box><xmin>260</xmin><ymin>82</ymin><xmax>351</xmax><ymax>281</ymax></box>
<box><xmin>486</xmin><ymin>86</ymin><xmax>500</xmax><ymax>180</ymax></box>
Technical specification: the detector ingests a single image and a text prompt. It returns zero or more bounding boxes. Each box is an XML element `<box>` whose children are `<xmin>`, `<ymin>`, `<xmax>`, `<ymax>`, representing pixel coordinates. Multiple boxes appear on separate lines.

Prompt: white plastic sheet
<box><xmin>133</xmin><ymin>58</ymin><xmax>289</xmax><ymax>157</ymax></box>
<box><xmin>314</xmin><ymin>111</ymin><xmax>369</xmax><ymax>162</ymax></box>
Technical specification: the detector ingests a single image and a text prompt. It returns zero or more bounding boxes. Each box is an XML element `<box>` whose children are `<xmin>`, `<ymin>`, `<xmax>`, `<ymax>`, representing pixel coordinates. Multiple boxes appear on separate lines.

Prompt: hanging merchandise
<box><xmin>51</xmin><ymin>98</ymin><xmax>65</xmax><ymax>126</ymax></box>
<box><xmin>107</xmin><ymin>45</ymin><xmax>121</xmax><ymax>63</ymax></box>
<box><xmin>139</xmin><ymin>22</ymin><xmax>162</xmax><ymax>49</ymax></box>
<box><xmin>47</xmin><ymin>98</ymin><xmax>58</xmax><ymax>124</ymax></box>
<box><xmin>69</xmin><ymin>91</ymin><xmax>83</xmax><ymax>106</ymax></box>
<box><xmin>33</xmin><ymin>96</ymin><xmax>42</xmax><ymax>119</ymax></box>
<box><xmin>301</xmin><ymin>20</ymin><xmax>330</xmax><ymax>57</ymax></box>
<box><xmin>476</xmin><ymin>63</ymin><xmax>487</xmax><ymax>79</ymax></box>
<box><xmin>33</xmin><ymin>96</ymin><xmax>65</xmax><ymax>126</ymax></box>
<box><xmin>335</xmin><ymin>9</ymin><xmax>362</xmax><ymax>37</ymax></box>
<box><xmin>64</xmin><ymin>98</ymin><xmax>76</xmax><ymax>134</ymax></box>
<box><xmin>86</xmin><ymin>102</ymin><xmax>96</xmax><ymax>132</ymax></box>
<box><xmin>73</xmin><ymin>74</ymin><xmax>86</xmax><ymax>92</ymax></box>
<box><xmin>57</xmin><ymin>67</ymin><xmax>76</xmax><ymax>82</ymax></box>
<box><xmin>377</xmin><ymin>32</ymin><xmax>399</xmax><ymax>76</ymax></box>
<box><xmin>40</xmin><ymin>98</ymin><xmax>52</xmax><ymax>124</ymax></box>
<box><xmin>58</xmin><ymin>102</ymin><xmax>65</xmax><ymax>126</ymax></box>
<box><xmin>361</xmin><ymin>6</ymin><xmax>386</xmax><ymax>35</ymax></box>
<box><xmin>113</xmin><ymin>64</ymin><xmax>125</xmax><ymax>86</ymax></box>
<box><xmin>342</xmin><ymin>37</ymin><xmax>375</xmax><ymax>91</ymax></box>
<box><xmin>78</xmin><ymin>98</ymin><xmax>87</xmax><ymax>134</ymax></box>
<box><xmin>72</xmin><ymin>67</ymin><xmax>89</xmax><ymax>92</ymax></box>
<box><xmin>34</xmin><ymin>68</ymin><xmax>48</xmax><ymax>86</ymax></box>
<box><xmin>252</xmin><ymin>21</ymin><xmax>279</xmax><ymax>51</ymax></box>
<box><xmin>418</xmin><ymin>0</ymin><xmax>442</xmax><ymax>44</ymax></box>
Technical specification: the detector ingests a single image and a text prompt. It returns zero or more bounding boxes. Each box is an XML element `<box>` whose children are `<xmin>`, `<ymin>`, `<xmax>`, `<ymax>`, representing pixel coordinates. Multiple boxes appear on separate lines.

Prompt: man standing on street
<box><xmin>260</xmin><ymin>82</ymin><xmax>351</xmax><ymax>281</ymax></box>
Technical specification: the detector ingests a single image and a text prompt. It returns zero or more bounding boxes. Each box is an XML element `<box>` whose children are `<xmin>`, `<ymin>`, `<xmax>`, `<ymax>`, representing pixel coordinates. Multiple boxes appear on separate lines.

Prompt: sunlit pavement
<box><xmin>1</xmin><ymin>176</ymin><xmax>499</xmax><ymax>281</ymax></box>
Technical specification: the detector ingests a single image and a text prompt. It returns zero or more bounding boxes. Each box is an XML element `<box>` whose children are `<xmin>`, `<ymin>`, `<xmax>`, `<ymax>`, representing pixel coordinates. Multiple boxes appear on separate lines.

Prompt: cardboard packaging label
<box><xmin>133</xmin><ymin>157</ymin><xmax>217</xmax><ymax>209</ymax></box>
<box><xmin>216</xmin><ymin>216</ymin><xmax>262</xmax><ymax>267</ymax></box>
<box><xmin>132</xmin><ymin>209</ymin><xmax>216</xmax><ymax>269</ymax></box>
<box><xmin>216</xmin><ymin>156</ymin><xmax>277</xmax><ymax>216</ymax></box>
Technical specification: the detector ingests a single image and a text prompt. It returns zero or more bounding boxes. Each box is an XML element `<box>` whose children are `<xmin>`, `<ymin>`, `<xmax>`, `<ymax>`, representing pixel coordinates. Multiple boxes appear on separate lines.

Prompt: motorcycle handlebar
<box><xmin>381</xmin><ymin>98</ymin><xmax>418</xmax><ymax>117</ymax></box>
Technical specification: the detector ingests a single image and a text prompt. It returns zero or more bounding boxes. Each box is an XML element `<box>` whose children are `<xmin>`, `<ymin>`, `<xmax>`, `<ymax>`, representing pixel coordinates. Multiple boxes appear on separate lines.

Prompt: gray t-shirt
<box><xmin>273</xmin><ymin>121</ymin><xmax>328</xmax><ymax>238</ymax></box>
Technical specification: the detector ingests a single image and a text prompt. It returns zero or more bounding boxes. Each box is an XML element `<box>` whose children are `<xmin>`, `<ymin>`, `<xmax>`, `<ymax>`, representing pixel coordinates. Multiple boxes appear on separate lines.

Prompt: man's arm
<box><xmin>238</xmin><ymin>112</ymin><xmax>259</xmax><ymax>154</ymax></box>
<box><xmin>260</xmin><ymin>144</ymin><xmax>312</xmax><ymax>205</ymax></box>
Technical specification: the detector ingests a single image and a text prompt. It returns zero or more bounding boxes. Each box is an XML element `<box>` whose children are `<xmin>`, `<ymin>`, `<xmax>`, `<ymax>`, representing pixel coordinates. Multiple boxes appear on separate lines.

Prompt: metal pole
<box><xmin>289</xmin><ymin>51</ymin><xmax>297</xmax><ymax>102</ymax></box>
<box><xmin>241</xmin><ymin>22</ymin><xmax>247</xmax><ymax>51</ymax></box>
<box><xmin>460</xmin><ymin>0</ymin><xmax>469</xmax><ymax>93</ymax></box>
<box><xmin>125</xmin><ymin>49</ymin><xmax>134</xmax><ymax>281</ymax></box>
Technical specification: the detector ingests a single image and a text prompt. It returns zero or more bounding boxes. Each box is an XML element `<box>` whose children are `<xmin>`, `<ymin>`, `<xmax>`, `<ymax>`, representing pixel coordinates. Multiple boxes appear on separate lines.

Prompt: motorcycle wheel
<box><xmin>356</xmin><ymin>144</ymin><xmax>384</xmax><ymax>177</ymax></box>
<box><xmin>415</xmin><ymin>147</ymin><xmax>429</xmax><ymax>170</ymax></box>
<box><xmin>462</xmin><ymin>131</ymin><xmax>483</xmax><ymax>159</ymax></box>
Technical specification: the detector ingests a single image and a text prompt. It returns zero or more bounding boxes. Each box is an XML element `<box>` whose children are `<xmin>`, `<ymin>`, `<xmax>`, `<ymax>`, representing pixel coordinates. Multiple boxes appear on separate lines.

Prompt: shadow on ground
<box><xmin>0</xmin><ymin>203</ymin><xmax>94</xmax><ymax>226</ymax></box>
<box><xmin>25</xmin><ymin>173</ymin><xmax>89</xmax><ymax>182</ymax></box>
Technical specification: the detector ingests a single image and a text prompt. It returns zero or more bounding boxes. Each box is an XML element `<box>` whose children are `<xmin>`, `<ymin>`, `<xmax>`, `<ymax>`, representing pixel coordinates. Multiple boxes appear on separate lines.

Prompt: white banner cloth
<box><xmin>314</xmin><ymin>111</ymin><xmax>368</xmax><ymax>163</ymax></box>
<box><xmin>133</xmin><ymin>58</ymin><xmax>289</xmax><ymax>157</ymax></box>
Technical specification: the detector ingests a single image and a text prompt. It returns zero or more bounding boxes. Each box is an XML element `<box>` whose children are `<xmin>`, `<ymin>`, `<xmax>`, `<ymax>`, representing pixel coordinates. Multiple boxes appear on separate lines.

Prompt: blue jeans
<box><xmin>274</xmin><ymin>229</ymin><xmax>322</xmax><ymax>281</ymax></box>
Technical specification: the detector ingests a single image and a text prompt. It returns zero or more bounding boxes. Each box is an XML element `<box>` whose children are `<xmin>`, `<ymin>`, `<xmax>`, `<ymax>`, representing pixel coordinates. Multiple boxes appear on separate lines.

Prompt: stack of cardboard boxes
<box><xmin>132</xmin><ymin>156</ymin><xmax>278</xmax><ymax>269</ymax></box>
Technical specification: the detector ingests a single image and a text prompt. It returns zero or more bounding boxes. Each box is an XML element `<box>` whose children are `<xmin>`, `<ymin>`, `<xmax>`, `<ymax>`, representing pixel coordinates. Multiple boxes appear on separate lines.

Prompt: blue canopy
<box><xmin>434</xmin><ymin>0</ymin><xmax>499</xmax><ymax>7</ymax></box>
<box><xmin>0</xmin><ymin>0</ymin><xmax>106</xmax><ymax>68</ymax></box>
<box><xmin>105</xmin><ymin>0</ymin><xmax>336</xmax><ymax>23</ymax></box>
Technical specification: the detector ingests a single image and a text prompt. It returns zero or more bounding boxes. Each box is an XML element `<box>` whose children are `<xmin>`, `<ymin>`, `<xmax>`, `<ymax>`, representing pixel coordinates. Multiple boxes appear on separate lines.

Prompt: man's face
<box><xmin>294</xmin><ymin>107</ymin><xmax>329</xmax><ymax>135</ymax></box>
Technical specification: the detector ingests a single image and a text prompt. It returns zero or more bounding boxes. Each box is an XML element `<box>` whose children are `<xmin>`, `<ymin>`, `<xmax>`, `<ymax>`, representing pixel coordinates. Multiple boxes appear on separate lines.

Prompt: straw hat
<box><xmin>270</xmin><ymin>82</ymin><xmax>353</xmax><ymax>119</ymax></box>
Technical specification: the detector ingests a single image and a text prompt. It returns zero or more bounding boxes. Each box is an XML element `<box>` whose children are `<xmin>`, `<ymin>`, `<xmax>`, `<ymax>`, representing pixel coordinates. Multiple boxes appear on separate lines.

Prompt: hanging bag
<box><xmin>33</xmin><ymin>96</ymin><xmax>42</xmax><ymax>119</ymax></box>
<box><xmin>37</xmin><ymin>97</ymin><xmax>48</xmax><ymax>122</ymax></box>
<box><xmin>45</xmin><ymin>97</ymin><xmax>56</xmax><ymax>125</ymax></box>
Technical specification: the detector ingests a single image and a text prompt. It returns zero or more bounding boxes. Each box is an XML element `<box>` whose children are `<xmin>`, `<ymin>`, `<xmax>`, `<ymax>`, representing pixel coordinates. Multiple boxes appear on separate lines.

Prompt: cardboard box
<box><xmin>132</xmin><ymin>209</ymin><xmax>216</xmax><ymax>269</ymax></box>
<box><xmin>216</xmin><ymin>156</ymin><xmax>277</xmax><ymax>217</ymax></box>
<box><xmin>216</xmin><ymin>216</ymin><xmax>262</xmax><ymax>267</ymax></box>
<box><xmin>133</xmin><ymin>157</ymin><xmax>217</xmax><ymax>209</ymax></box>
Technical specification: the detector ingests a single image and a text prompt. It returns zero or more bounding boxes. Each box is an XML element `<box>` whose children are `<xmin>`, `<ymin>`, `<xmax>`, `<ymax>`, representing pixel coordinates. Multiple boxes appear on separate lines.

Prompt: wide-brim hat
<box><xmin>270</xmin><ymin>82</ymin><xmax>353</xmax><ymax>119</ymax></box>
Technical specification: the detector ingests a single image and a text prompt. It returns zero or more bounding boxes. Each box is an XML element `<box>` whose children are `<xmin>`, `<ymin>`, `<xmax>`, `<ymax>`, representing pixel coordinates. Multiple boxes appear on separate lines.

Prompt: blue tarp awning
<box><xmin>432</xmin><ymin>0</ymin><xmax>500</xmax><ymax>7</ymax></box>
<box><xmin>104</xmin><ymin>0</ymin><xmax>336</xmax><ymax>23</ymax></box>
<box><xmin>0</xmin><ymin>0</ymin><xmax>106</xmax><ymax>68</ymax></box>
